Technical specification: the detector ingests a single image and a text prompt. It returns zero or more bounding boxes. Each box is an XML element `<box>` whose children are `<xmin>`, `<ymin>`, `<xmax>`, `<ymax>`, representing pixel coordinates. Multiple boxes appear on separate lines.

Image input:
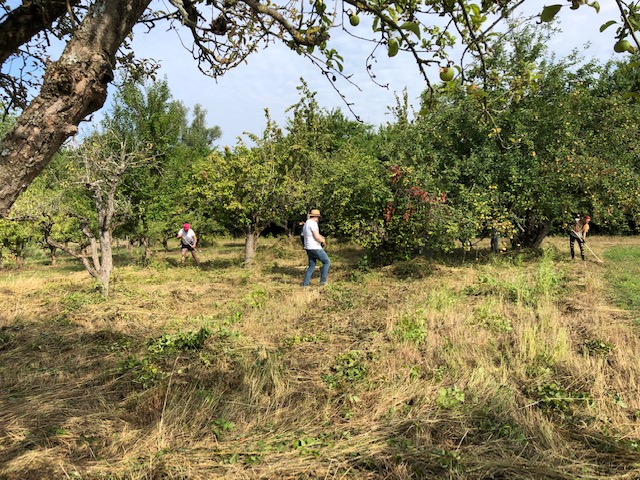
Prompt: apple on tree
<box><xmin>440</xmin><ymin>67</ymin><xmax>454</xmax><ymax>82</ymax></box>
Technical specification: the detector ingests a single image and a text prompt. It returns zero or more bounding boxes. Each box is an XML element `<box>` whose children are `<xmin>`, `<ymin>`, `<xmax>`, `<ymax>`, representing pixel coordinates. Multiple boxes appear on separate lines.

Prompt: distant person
<box><xmin>178</xmin><ymin>222</ymin><xmax>200</xmax><ymax>266</ymax></box>
<box><xmin>569</xmin><ymin>214</ymin><xmax>590</xmax><ymax>260</ymax></box>
<box><xmin>301</xmin><ymin>209</ymin><xmax>330</xmax><ymax>287</ymax></box>
<box><xmin>491</xmin><ymin>232</ymin><xmax>499</xmax><ymax>253</ymax></box>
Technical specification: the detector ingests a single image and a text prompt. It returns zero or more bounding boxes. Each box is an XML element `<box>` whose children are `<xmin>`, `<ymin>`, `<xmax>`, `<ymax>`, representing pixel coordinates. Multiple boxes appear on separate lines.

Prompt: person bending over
<box><xmin>178</xmin><ymin>222</ymin><xmax>200</xmax><ymax>266</ymax></box>
<box><xmin>569</xmin><ymin>215</ymin><xmax>590</xmax><ymax>261</ymax></box>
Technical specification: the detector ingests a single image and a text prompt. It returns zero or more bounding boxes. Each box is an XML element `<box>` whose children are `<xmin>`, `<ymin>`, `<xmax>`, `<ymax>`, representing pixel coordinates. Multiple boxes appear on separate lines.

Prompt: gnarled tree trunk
<box><xmin>0</xmin><ymin>0</ymin><xmax>151</xmax><ymax>217</ymax></box>
<box><xmin>512</xmin><ymin>213</ymin><xmax>550</xmax><ymax>249</ymax></box>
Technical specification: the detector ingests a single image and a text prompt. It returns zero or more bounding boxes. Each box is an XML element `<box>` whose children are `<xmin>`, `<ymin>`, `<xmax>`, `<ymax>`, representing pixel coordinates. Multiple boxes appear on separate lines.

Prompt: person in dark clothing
<box><xmin>569</xmin><ymin>215</ymin><xmax>590</xmax><ymax>260</ymax></box>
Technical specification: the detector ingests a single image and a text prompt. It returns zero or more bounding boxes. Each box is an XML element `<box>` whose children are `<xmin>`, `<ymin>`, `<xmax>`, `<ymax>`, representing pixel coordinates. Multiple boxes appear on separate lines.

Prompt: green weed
<box><xmin>530</xmin><ymin>382</ymin><xmax>591</xmax><ymax>413</ymax></box>
<box><xmin>436</xmin><ymin>386</ymin><xmax>465</xmax><ymax>409</ymax></box>
<box><xmin>426</xmin><ymin>287</ymin><xmax>458</xmax><ymax>311</ymax></box>
<box><xmin>582</xmin><ymin>339</ymin><xmax>614</xmax><ymax>357</ymax></box>
<box><xmin>283</xmin><ymin>334</ymin><xmax>324</xmax><ymax>346</ymax></box>
<box><xmin>243</xmin><ymin>287</ymin><xmax>267</xmax><ymax>309</ymax></box>
<box><xmin>62</xmin><ymin>291</ymin><xmax>101</xmax><ymax>311</ymax></box>
<box><xmin>211</xmin><ymin>418</ymin><xmax>235</xmax><ymax>439</ymax></box>
<box><xmin>474</xmin><ymin>300</ymin><xmax>512</xmax><ymax>333</ymax></box>
<box><xmin>118</xmin><ymin>356</ymin><xmax>163</xmax><ymax>388</ymax></box>
<box><xmin>322</xmin><ymin>350</ymin><xmax>369</xmax><ymax>389</ymax></box>
<box><xmin>394</xmin><ymin>310</ymin><xmax>427</xmax><ymax>345</ymax></box>
<box><xmin>0</xmin><ymin>330</ymin><xmax>12</xmax><ymax>348</ymax></box>
<box><xmin>147</xmin><ymin>327</ymin><xmax>211</xmax><ymax>356</ymax></box>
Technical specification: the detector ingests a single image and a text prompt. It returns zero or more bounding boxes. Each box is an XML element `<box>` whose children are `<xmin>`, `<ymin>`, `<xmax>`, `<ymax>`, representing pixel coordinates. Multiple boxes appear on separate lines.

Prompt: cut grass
<box><xmin>1</xmin><ymin>236</ymin><xmax>640</xmax><ymax>479</ymax></box>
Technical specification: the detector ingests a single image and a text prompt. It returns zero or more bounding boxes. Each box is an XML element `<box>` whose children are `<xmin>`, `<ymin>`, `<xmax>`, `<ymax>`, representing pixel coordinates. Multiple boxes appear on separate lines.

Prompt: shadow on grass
<box><xmin>0</xmin><ymin>318</ymin><xmax>243</xmax><ymax>478</ymax></box>
<box><xmin>222</xmin><ymin>242</ymin><xmax>245</xmax><ymax>249</ymax></box>
<box><xmin>198</xmin><ymin>258</ymin><xmax>242</xmax><ymax>270</ymax></box>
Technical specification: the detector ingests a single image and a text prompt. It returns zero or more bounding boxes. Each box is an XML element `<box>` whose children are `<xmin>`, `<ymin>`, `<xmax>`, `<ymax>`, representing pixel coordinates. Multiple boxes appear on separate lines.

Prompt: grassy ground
<box><xmin>604</xmin><ymin>244</ymin><xmax>640</xmax><ymax>319</ymax></box>
<box><xmin>1</xmin><ymin>235</ymin><xmax>640</xmax><ymax>479</ymax></box>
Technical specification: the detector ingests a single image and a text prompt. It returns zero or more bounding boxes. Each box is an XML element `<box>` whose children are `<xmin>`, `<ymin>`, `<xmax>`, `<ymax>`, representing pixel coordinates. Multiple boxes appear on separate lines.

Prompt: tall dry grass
<box><xmin>0</xmin><ymin>236</ymin><xmax>639</xmax><ymax>479</ymax></box>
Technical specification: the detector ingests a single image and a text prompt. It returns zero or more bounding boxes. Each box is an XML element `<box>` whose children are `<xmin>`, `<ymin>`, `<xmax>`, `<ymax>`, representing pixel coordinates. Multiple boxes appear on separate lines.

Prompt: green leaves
<box><xmin>387</xmin><ymin>38</ymin><xmax>399</xmax><ymax>57</ymax></box>
<box><xmin>599</xmin><ymin>20</ymin><xmax>617</xmax><ymax>32</ymax></box>
<box><xmin>400</xmin><ymin>21</ymin><xmax>421</xmax><ymax>38</ymax></box>
<box><xmin>540</xmin><ymin>5</ymin><xmax>562</xmax><ymax>23</ymax></box>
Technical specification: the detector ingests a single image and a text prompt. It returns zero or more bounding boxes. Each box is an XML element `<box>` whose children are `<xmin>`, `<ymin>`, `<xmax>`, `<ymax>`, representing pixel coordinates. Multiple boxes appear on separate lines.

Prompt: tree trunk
<box><xmin>142</xmin><ymin>235</ymin><xmax>152</xmax><ymax>264</ymax></box>
<box><xmin>98</xmin><ymin>229</ymin><xmax>113</xmax><ymax>297</ymax></box>
<box><xmin>512</xmin><ymin>214</ymin><xmax>550</xmax><ymax>249</ymax></box>
<box><xmin>243</xmin><ymin>225</ymin><xmax>259</xmax><ymax>267</ymax></box>
<box><xmin>0</xmin><ymin>0</ymin><xmax>151</xmax><ymax>217</ymax></box>
<box><xmin>48</xmin><ymin>244</ymin><xmax>57</xmax><ymax>266</ymax></box>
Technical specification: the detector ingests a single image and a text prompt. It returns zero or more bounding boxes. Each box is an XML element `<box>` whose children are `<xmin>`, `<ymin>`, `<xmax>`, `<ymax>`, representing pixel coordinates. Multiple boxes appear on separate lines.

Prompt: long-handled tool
<box><xmin>194</xmin><ymin>248</ymin><xmax>207</xmax><ymax>263</ymax></box>
<box><xmin>583</xmin><ymin>242</ymin><xmax>604</xmax><ymax>264</ymax></box>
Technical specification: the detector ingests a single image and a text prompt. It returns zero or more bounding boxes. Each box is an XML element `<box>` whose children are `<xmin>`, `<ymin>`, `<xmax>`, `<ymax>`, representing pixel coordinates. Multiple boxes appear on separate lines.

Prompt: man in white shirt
<box><xmin>302</xmin><ymin>209</ymin><xmax>330</xmax><ymax>286</ymax></box>
<box><xmin>177</xmin><ymin>222</ymin><xmax>200</xmax><ymax>266</ymax></box>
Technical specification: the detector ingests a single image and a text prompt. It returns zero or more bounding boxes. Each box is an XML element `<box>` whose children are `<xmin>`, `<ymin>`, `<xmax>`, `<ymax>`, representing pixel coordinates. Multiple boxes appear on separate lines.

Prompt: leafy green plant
<box><xmin>62</xmin><ymin>291</ymin><xmax>100</xmax><ymax>312</ymax></box>
<box><xmin>475</xmin><ymin>301</ymin><xmax>512</xmax><ymax>333</ymax></box>
<box><xmin>243</xmin><ymin>287</ymin><xmax>267</xmax><ymax>309</ymax></box>
<box><xmin>326</xmin><ymin>287</ymin><xmax>357</xmax><ymax>311</ymax></box>
<box><xmin>118</xmin><ymin>356</ymin><xmax>163</xmax><ymax>388</ymax></box>
<box><xmin>582</xmin><ymin>339</ymin><xmax>614</xmax><ymax>357</ymax></box>
<box><xmin>393</xmin><ymin>311</ymin><xmax>427</xmax><ymax>345</ymax></box>
<box><xmin>0</xmin><ymin>331</ymin><xmax>12</xmax><ymax>349</ymax></box>
<box><xmin>147</xmin><ymin>327</ymin><xmax>211</xmax><ymax>356</ymax></box>
<box><xmin>436</xmin><ymin>386</ymin><xmax>465</xmax><ymax>409</ymax></box>
<box><xmin>47</xmin><ymin>425</ymin><xmax>68</xmax><ymax>437</ymax></box>
<box><xmin>283</xmin><ymin>334</ymin><xmax>324</xmax><ymax>346</ymax></box>
<box><xmin>531</xmin><ymin>382</ymin><xmax>591</xmax><ymax>413</ymax></box>
<box><xmin>433</xmin><ymin>448</ymin><xmax>461</xmax><ymax>469</ymax></box>
<box><xmin>426</xmin><ymin>287</ymin><xmax>458</xmax><ymax>312</ymax></box>
<box><xmin>322</xmin><ymin>350</ymin><xmax>368</xmax><ymax>389</ymax></box>
<box><xmin>211</xmin><ymin>418</ymin><xmax>235</xmax><ymax>439</ymax></box>
<box><xmin>357</xmin><ymin>255</ymin><xmax>370</xmax><ymax>272</ymax></box>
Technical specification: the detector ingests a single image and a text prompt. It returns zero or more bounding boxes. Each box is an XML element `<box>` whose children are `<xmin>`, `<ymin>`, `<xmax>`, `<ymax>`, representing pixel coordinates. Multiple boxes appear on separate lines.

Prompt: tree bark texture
<box><xmin>244</xmin><ymin>225</ymin><xmax>259</xmax><ymax>267</ymax></box>
<box><xmin>0</xmin><ymin>0</ymin><xmax>78</xmax><ymax>65</ymax></box>
<box><xmin>0</xmin><ymin>0</ymin><xmax>151</xmax><ymax>217</ymax></box>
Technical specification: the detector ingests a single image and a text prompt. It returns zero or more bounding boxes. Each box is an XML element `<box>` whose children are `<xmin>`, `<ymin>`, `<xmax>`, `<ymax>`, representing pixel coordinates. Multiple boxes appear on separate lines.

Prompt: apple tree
<box><xmin>189</xmin><ymin>111</ymin><xmax>302</xmax><ymax>266</ymax></box>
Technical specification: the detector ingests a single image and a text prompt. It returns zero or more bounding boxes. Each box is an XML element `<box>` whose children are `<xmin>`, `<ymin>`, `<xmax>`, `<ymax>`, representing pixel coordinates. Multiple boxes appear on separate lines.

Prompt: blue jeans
<box><xmin>303</xmin><ymin>249</ymin><xmax>330</xmax><ymax>286</ymax></box>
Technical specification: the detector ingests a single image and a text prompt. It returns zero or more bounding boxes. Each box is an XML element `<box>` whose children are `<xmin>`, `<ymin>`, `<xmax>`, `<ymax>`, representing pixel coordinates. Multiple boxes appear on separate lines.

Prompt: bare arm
<box><xmin>312</xmin><ymin>230</ymin><xmax>326</xmax><ymax>246</ymax></box>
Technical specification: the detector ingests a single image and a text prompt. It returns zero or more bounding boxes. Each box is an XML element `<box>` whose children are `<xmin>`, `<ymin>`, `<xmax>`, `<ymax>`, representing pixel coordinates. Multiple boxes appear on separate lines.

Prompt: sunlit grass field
<box><xmin>1</xmin><ymin>235</ymin><xmax>639</xmax><ymax>479</ymax></box>
<box><xmin>605</xmin><ymin>245</ymin><xmax>640</xmax><ymax>317</ymax></box>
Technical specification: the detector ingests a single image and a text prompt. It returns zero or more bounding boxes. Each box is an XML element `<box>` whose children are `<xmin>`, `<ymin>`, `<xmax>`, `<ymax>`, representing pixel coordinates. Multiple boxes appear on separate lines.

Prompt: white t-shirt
<box><xmin>178</xmin><ymin>228</ymin><xmax>196</xmax><ymax>246</ymax></box>
<box><xmin>302</xmin><ymin>219</ymin><xmax>322</xmax><ymax>250</ymax></box>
